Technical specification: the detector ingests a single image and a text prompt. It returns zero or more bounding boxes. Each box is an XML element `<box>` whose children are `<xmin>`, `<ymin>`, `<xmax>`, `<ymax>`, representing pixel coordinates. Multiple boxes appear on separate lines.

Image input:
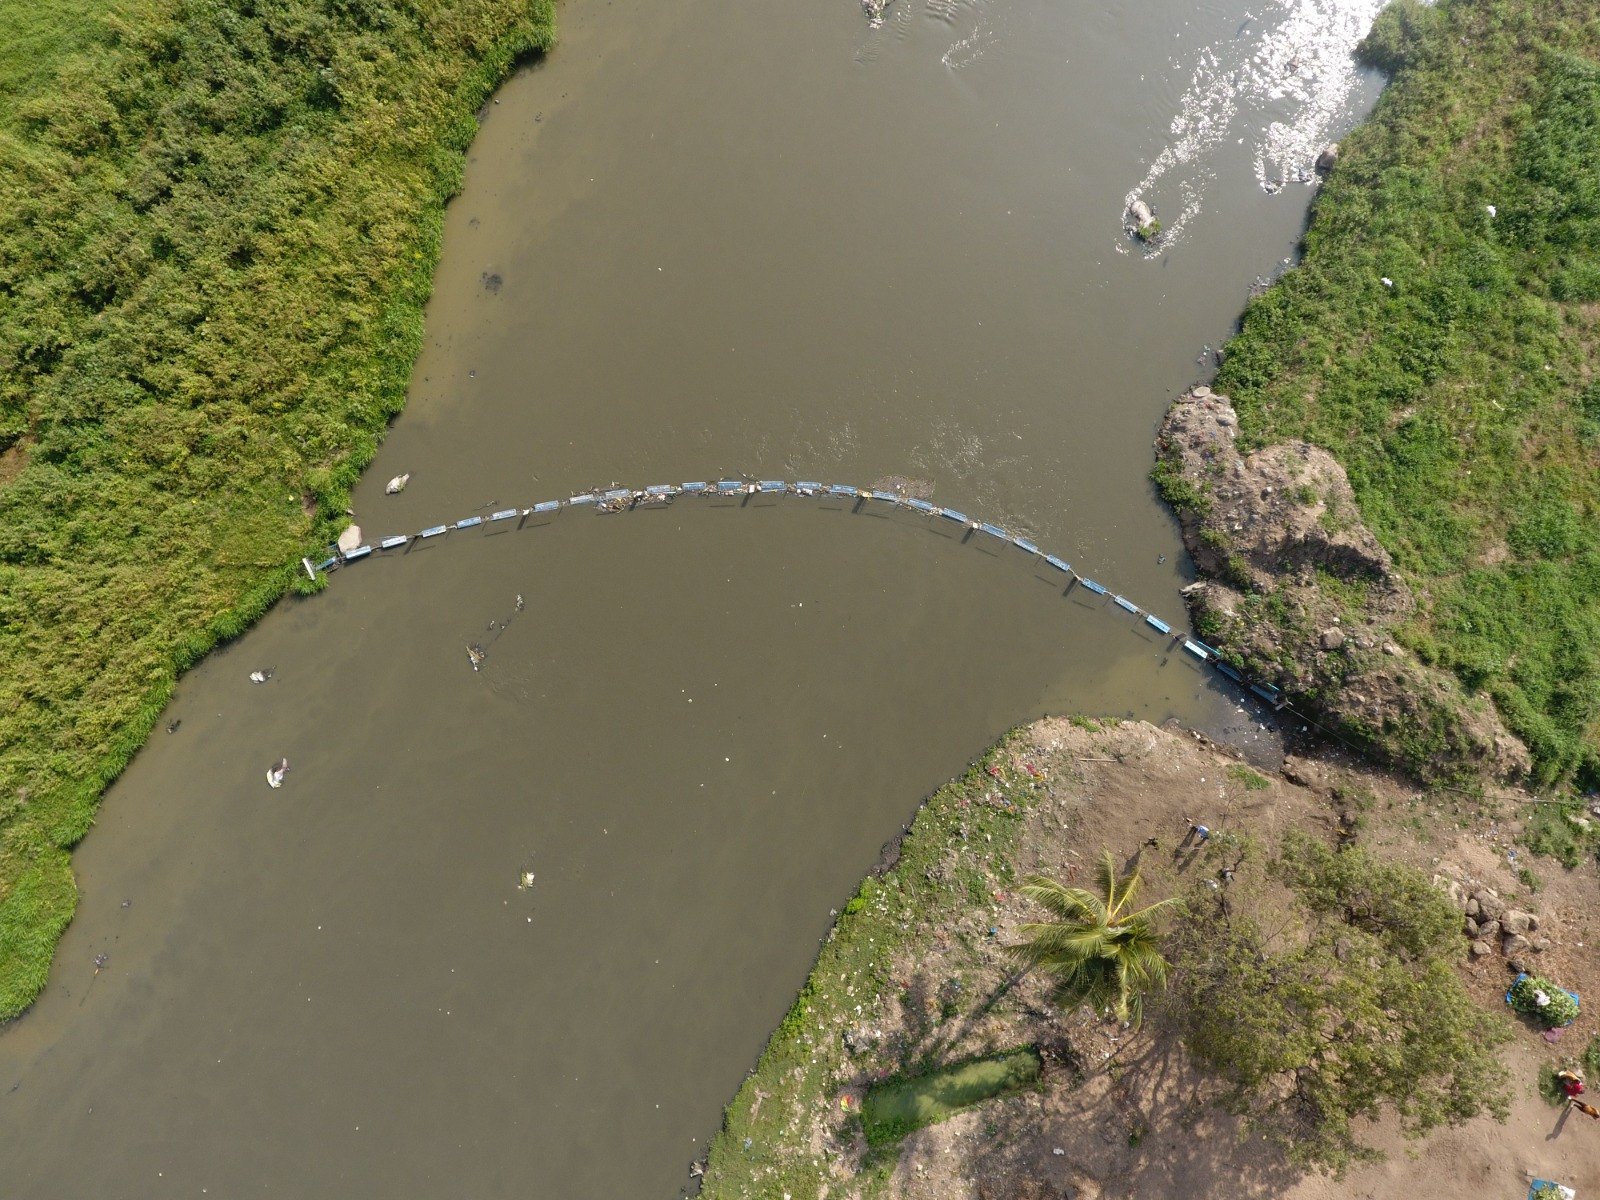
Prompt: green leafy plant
<box><xmin>1006</xmin><ymin>849</ymin><xmax>1178</xmax><ymax>1027</ymax></box>
<box><xmin>1509</xmin><ymin>974</ymin><xmax>1580</xmax><ymax>1028</ymax></box>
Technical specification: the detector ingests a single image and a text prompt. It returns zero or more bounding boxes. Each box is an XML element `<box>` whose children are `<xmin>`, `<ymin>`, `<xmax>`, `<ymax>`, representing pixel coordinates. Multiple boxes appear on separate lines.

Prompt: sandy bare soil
<box><xmin>820</xmin><ymin>718</ymin><xmax>1600</xmax><ymax>1200</ymax></box>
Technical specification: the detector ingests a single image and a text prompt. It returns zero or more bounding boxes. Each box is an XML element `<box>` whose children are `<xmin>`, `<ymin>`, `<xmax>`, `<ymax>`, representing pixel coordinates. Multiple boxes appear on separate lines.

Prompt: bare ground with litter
<box><xmin>809</xmin><ymin>717</ymin><xmax>1600</xmax><ymax>1200</ymax></box>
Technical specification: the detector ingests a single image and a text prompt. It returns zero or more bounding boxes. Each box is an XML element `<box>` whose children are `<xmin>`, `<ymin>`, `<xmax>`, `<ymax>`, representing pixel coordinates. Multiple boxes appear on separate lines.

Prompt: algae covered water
<box><xmin>0</xmin><ymin>0</ymin><xmax>1382</xmax><ymax>1194</ymax></box>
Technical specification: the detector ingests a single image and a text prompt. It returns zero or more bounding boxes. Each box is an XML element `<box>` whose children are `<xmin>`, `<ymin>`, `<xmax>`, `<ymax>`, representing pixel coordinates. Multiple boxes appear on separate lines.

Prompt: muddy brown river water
<box><xmin>1</xmin><ymin>0</ymin><xmax>1383</xmax><ymax>1194</ymax></box>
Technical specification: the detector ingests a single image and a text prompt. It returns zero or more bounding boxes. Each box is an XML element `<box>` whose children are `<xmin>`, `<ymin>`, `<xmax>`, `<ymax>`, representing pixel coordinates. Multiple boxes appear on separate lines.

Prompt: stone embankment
<box><xmin>1156</xmin><ymin>387</ymin><xmax>1529</xmax><ymax>782</ymax></box>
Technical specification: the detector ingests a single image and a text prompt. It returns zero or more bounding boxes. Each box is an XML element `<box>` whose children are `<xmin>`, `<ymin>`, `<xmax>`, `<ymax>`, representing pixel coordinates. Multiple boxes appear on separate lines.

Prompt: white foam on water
<box><xmin>1123</xmin><ymin>0</ymin><xmax>1387</xmax><ymax>250</ymax></box>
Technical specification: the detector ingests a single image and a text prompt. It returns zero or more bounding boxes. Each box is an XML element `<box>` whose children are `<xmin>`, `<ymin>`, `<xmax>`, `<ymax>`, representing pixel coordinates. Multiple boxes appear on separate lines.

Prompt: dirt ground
<box><xmin>830</xmin><ymin>717</ymin><xmax>1600</xmax><ymax>1200</ymax></box>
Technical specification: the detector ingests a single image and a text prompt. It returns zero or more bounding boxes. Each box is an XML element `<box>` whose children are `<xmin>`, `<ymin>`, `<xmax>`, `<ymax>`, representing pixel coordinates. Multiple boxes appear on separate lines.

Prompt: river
<box><xmin>0</xmin><ymin>0</ymin><xmax>1383</xmax><ymax>1194</ymax></box>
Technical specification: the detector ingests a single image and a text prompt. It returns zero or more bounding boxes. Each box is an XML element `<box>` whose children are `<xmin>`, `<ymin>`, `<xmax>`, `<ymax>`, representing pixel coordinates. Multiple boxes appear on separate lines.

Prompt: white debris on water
<box><xmin>1124</xmin><ymin>0</ymin><xmax>1387</xmax><ymax>249</ymax></box>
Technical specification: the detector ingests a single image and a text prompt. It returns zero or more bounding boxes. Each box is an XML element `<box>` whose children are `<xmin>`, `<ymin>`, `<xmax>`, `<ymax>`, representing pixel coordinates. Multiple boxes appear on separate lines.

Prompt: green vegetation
<box><xmin>1206</xmin><ymin>0</ymin><xmax>1600</xmax><ymax>788</ymax></box>
<box><xmin>1226</xmin><ymin>763</ymin><xmax>1270</xmax><ymax>791</ymax></box>
<box><xmin>1169</xmin><ymin>830</ymin><xmax>1510</xmax><ymax>1174</ymax></box>
<box><xmin>701</xmin><ymin>734</ymin><xmax>1048</xmax><ymax>1196</ymax></box>
<box><xmin>1006</xmin><ymin>850</ymin><xmax>1177</xmax><ymax>1027</ymax></box>
<box><xmin>0</xmin><ymin>0</ymin><xmax>557</xmax><ymax>1019</ymax></box>
<box><xmin>860</xmin><ymin>1047</ymin><xmax>1041</xmax><ymax>1145</ymax></box>
<box><xmin>1508</xmin><ymin>974</ymin><xmax>1581</xmax><ymax>1028</ymax></box>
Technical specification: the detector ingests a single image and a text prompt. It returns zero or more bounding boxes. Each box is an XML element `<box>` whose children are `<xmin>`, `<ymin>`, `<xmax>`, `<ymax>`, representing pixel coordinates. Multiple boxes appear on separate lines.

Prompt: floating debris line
<box><xmin>302</xmin><ymin>478</ymin><xmax>1285</xmax><ymax>708</ymax></box>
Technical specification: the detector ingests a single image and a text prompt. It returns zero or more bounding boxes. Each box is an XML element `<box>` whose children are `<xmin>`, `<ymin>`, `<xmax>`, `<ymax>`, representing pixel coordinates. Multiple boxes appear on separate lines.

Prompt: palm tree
<box><xmin>1006</xmin><ymin>850</ymin><xmax>1179</xmax><ymax>1027</ymax></box>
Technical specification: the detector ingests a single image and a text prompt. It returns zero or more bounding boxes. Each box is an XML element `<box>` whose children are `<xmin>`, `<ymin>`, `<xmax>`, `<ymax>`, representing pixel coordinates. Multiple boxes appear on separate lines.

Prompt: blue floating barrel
<box><xmin>1044</xmin><ymin>555</ymin><xmax>1072</xmax><ymax>573</ymax></box>
<box><xmin>454</xmin><ymin>516</ymin><xmax>483</xmax><ymax>530</ymax></box>
<box><xmin>758</xmin><ymin>480</ymin><xmax>785</xmax><ymax>493</ymax></box>
<box><xmin>828</xmin><ymin>484</ymin><xmax>858</xmax><ymax>497</ymax></box>
<box><xmin>941</xmin><ymin>508</ymin><xmax>969</xmax><ymax>524</ymax></box>
<box><xmin>602</xmin><ymin>488</ymin><xmax>631</xmax><ymax>501</ymax></box>
<box><xmin>1145</xmin><ymin>615</ymin><xmax>1171</xmax><ymax>635</ymax></box>
<box><xmin>315</xmin><ymin>556</ymin><xmax>339</xmax><ymax>572</ymax></box>
<box><xmin>1194</xmin><ymin>639</ymin><xmax>1220</xmax><ymax>658</ymax></box>
<box><xmin>380</xmin><ymin>535</ymin><xmax>409</xmax><ymax>550</ymax></box>
<box><xmin>646</xmin><ymin>484</ymin><xmax>676</xmax><ymax>495</ymax></box>
<box><xmin>490</xmin><ymin>508</ymin><xmax>519</xmax><ymax>522</ymax></box>
<box><xmin>1012</xmin><ymin>537</ymin><xmax>1039</xmax><ymax>555</ymax></box>
<box><xmin>906</xmin><ymin>498</ymin><xmax>935</xmax><ymax>513</ymax></box>
<box><xmin>1080</xmin><ymin>578</ymin><xmax>1108</xmax><ymax>595</ymax></box>
<box><xmin>531</xmin><ymin>500</ymin><xmax>561</xmax><ymax>514</ymax></box>
<box><xmin>1182</xmin><ymin>640</ymin><xmax>1210</xmax><ymax>661</ymax></box>
<box><xmin>870</xmin><ymin>490</ymin><xmax>900</xmax><ymax>503</ymax></box>
<box><xmin>979</xmin><ymin>523</ymin><xmax>1007</xmax><ymax>539</ymax></box>
<box><xmin>1113</xmin><ymin>595</ymin><xmax>1139</xmax><ymax>614</ymax></box>
<box><xmin>419</xmin><ymin>525</ymin><xmax>449</xmax><ymax>539</ymax></box>
<box><xmin>681</xmin><ymin>482</ymin><xmax>709</xmax><ymax>493</ymax></box>
<box><xmin>343</xmin><ymin>545</ymin><xmax>373</xmax><ymax>562</ymax></box>
<box><xmin>1214</xmin><ymin>661</ymin><xmax>1244</xmax><ymax>682</ymax></box>
<box><xmin>717</xmin><ymin>480</ymin><xmax>743</xmax><ymax>493</ymax></box>
<box><xmin>569</xmin><ymin>493</ymin><xmax>597</xmax><ymax>506</ymax></box>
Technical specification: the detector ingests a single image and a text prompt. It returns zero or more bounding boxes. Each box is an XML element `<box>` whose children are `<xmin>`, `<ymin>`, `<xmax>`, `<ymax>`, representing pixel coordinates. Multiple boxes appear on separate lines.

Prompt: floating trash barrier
<box><xmin>307</xmin><ymin>472</ymin><xmax>1293</xmax><ymax>714</ymax></box>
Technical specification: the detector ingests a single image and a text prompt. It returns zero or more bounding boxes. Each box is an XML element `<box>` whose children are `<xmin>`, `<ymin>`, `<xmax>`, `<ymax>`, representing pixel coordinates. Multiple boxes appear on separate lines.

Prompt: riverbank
<box><xmin>1155</xmin><ymin>0</ymin><xmax>1600</xmax><ymax>794</ymax></box>
<box><xmin>0</xmin><ymin>0</ymin><xmax>555</xmax><ymax>1020</ymax></box>
<box><xmin>700</xmin><ymin>717</ymin><xmax>1600</xmax><ymax>1198</ymax></box>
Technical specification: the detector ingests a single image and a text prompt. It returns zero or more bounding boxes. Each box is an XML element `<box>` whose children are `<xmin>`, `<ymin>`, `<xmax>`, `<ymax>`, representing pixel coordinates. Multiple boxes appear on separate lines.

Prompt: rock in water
<box><xmin>1315</xmin><ymin>143</ymin><xmax>1339</xmax><ymax>173</ymax></box>
<box><xmin>337</xmin><ymin>524</ymin><xmax>362</xmax><ymax>553</ymax></box>
<box><xmin>385</xmin><ymin>473</ymin><xmax>411</xmax><ymax>494</ymax></box>
<box><xmin>1128</xmin><ymin>199</ymin><xmax>1155</xmax><ymax>229</ymax></box>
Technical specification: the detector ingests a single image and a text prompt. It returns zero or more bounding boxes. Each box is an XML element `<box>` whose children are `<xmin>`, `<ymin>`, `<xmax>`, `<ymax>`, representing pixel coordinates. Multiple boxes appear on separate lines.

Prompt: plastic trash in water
<box><xmin>466</xmin><ymin>644</ymin><xmax>486</xmax><ymax>672</ymax></box>
<box><xmin>385</xmin><ymin>473</ymin><xmax>410</xmax><ymax>494</ymax></box>
<box><xmin>266</xmin><ymin>758</ymin><xmax>289</xmax><ymax>789</ymax></box>
<box><xmin>249</xmin><ymin>669</ymin><xmax>274</xmax><ymax>684</ymax></box>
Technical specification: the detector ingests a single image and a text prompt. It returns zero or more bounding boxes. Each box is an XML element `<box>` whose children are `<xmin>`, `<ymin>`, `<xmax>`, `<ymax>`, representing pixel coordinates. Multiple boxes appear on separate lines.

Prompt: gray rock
<box><xmin>1476</xmin><ymin>920</ymin><xmax>1501</xmax><ymax>942</ymax></box>
<box><xmin>1526</xmin><ymin>913</ymin><xmax>1540</xmax><ymax>932</ymax></box>
<box><xmin>1128</xmin><ymin>199</ymin><xmax>1156</xmax><ymax>231</ymax></box>
<box><xmin>1469</xmin><ymin>940</ymin><xmax>1493</xmax><ymax>958</ymax></box>
<box><xmin>1531</xmin><ymin>937</ymin><xmax>1552</xmax><ymax>953</ymax></box>
<box><xmin>1315</xmin><ymin>144</ymin><xmax>1339</xmax><ymax>173</ymax></box>
<box><xmin>1502</xmin><ymin>933</ymin><xmax>1532</xmax><ymax>957</ymax></box>
<box><xmin>1320</xmin><ymin>628</ymin><xmax>1345</xmax><ymax>651</ymax></box>
<box><xmin>1501</xmin><ymin>910</ymin><xmax>1533</xmax><ymax>937</ymax></box>
<box><xmin>1463</xmin><ymin>917</ymin><xmax>1480</xmax><ymax>938</ymax></box>
<box><xmin>1475</xmin><ymin>891</ymin><xmax>1506</xmax><ymax>921</ymax></box>
<box><xmin>1507</xmin><ymin>958</ymin><xmax>1527</xmax><ymax>975</ymax></box>
<box><xmin>1465</xmin><ymin>897</ymin><xmax>1480</xmax><ymax>918</ymax></box>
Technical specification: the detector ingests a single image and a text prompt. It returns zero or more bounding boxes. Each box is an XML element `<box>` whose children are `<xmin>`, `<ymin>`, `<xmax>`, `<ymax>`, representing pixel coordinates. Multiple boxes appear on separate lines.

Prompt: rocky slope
<box><xmin>1155</xmin><ymin>387</ymin><xmax>1529</xmax><ymax>782</ymax></box>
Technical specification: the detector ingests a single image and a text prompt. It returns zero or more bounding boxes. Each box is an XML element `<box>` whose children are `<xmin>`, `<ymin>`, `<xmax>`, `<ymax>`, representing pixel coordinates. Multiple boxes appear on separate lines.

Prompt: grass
<box><xmin>860</xmin><ymin>1046</ymin><xmax>1041</xmax><ymax>1146</ymax></box>
<box><xmin>0</xmin><ymin>0</ymin><xmax>557</xmax><ymax>1020</ymax></box>
<box><xmin>699</xmin><ymin>732</ymin><xmax>1048</xmax><ymax>1198</ymax></box>
<box><xmin>1191</xmin><ymin>0</ymin><xmax>1600</xmax><ymax>790</ymax></box>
